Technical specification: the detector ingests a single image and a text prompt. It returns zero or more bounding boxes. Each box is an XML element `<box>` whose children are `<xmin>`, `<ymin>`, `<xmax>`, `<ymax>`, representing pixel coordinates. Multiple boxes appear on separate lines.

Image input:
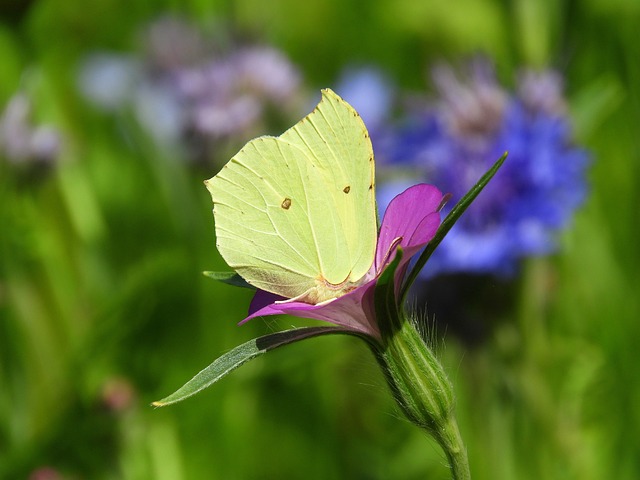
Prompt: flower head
<box><xmin>377</xmin><ymin>59</ymin><xmax>588</xmax><ymax>276</ymax></box>
<box><xmin>243</xmin><ymin>184</ymin><xmax>443</xmax><ymax>338</ymax></box>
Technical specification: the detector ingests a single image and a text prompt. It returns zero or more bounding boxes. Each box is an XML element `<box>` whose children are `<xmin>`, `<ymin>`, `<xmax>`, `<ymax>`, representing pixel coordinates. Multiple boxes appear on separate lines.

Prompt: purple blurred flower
<box><xmin>101</xmin><ymin>376</ymin><xmax>136</xmax><ymax>413</ymax></box>
<box><xmin>243</xmin><ymin>184</ymin><xmax>443</xmax><ymax>338</ymax></box>
<box><xmin>377</xmin><ymin>59</ymin><xmax>589</xmax><ymax>276</ymax></box>
<box><xmin>176</xmin><ymin>45</ymin><xmax>301</xmax><ymax>139</ymax></box>
<box><xmin>78</xmin><ymin>16</ymin><xmax>303</xmax><ymax>162</ymax></box>
<box><xmin>0</xmin><ymin>93</ymin><xmax>61</xmax><ymax>168</ymax></box>
<box><xmin>28</xmin><ymin>467</ymin><xmax>63</xmax><ymax>480</ymax></box>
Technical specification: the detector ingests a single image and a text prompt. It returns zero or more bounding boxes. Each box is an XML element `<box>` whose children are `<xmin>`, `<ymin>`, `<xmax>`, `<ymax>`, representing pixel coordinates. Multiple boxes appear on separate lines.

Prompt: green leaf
<box><xmin>202</xmin><ymin>271</ymin><xmax>255</xmax><ymax>289</ymax></box>
<box><xmin>152</xmin><ymin>326</ymin><xmax>361</xmax><ymax>406</ymax></box>
<box><xmin>401</xmin><ymin>152</ymin><xmax>507</xmax><ymax>301</ymax></box>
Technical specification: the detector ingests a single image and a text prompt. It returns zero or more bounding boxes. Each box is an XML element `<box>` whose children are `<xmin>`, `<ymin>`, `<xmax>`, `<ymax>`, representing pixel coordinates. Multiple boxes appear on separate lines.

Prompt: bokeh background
<box><xmin>1</xmin><ymin>0</ymin><xmax>639</xmax><ymax>478</ymax></box>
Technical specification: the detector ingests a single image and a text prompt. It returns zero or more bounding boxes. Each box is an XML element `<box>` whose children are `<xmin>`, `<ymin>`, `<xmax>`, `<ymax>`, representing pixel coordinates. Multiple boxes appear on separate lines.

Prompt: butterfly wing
<box><xmin>205</xmin><ymin>89</ymin><xmax>377</xmax><ymax>302</ymax></box>
<box><xmin>279</xmin><ymin>89</ymin><xmax>377</xmax><ymax>283</ymax></box>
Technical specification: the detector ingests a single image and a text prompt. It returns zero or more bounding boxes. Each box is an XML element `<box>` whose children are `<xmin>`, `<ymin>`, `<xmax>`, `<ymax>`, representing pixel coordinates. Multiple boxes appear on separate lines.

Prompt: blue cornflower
<box><xmin>377</xmin><ymin>59</ymin><xmax>589</xmax><ymax>276</ymax></box>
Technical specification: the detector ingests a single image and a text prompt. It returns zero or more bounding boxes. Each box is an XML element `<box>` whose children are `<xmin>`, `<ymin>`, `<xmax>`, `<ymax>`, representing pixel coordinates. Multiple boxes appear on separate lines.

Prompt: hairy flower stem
<box><xmin>438</xmin><ymin>414</ymin><xmax>471</xmax><ymax>480</ymax></box>
<box><xmin>373</xmin><ymin>317</ymin><xmax>470</xmax><ymax>480</ymax></box>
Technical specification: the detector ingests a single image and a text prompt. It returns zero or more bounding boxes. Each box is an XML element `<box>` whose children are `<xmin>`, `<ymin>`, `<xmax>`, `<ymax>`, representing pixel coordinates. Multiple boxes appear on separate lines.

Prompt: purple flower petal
<box><xmin>376</xmin><ymin>184</ymin><xmax>443</xmax><ymax>271</ymax></box>
<box><xmin>242</xmin><ymin>281</ymin><xmax>379</xmax><ymax>337</ymax></box>
<box><xmin>248</xmin><ymin>289</ymin><xmax>285</xmax><ymax>315</ymax></box>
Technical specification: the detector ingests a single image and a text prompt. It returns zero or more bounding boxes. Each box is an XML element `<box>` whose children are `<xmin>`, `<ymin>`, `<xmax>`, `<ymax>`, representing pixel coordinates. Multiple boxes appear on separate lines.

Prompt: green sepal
<box><xmin>203</xmin><ymin>271</ymin><xmax>255</xmax><ymax>289</ymax></box>
<box><xmin>401</xmin><ymin>152</ymin><xmax>508</xmax><ymax>300</ymax></box>
<box><xmin>374</xmin><ymin>246</ymin><xmax>404</xmax><ymax>341</ymax></box>
<box><xmin>152</xmin><ymin>326</ymin><xmax>365</xmax><ymax>407</ymax></box>
<box><xmin>370</xmin><ymin>318</ymin><xmax>469</xmax><ymax>479</ymax></box>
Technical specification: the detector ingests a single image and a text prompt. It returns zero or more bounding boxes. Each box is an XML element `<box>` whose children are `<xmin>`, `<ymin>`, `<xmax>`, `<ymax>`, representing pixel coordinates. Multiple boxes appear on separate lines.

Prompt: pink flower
<box><xmin>241</xmin><ymin>184</ymin><xmax>443</xmax><ymax>339</ymax></box>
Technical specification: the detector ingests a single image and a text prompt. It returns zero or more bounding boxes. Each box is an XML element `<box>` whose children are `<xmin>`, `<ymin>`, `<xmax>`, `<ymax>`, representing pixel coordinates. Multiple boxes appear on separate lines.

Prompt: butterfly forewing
<box><xmin>279</xmin><ymin>89</ymin><xmax>377</xmax><ymax>282</ymax></box>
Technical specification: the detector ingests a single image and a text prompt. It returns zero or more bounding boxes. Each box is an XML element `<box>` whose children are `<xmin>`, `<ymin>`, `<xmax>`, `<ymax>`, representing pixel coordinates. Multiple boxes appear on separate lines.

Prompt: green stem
<box><xmin>437</xmin><ymin>415</ymin><xmax>471</xmax><ymax>480</ymax></box>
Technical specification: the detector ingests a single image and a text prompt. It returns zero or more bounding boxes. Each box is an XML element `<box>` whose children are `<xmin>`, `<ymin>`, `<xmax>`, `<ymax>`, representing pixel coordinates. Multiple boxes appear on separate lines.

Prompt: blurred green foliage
<box><xmin>1</xmin><ymin>0</ymin><xmax>639</xmax><ymax>478</ymax></box>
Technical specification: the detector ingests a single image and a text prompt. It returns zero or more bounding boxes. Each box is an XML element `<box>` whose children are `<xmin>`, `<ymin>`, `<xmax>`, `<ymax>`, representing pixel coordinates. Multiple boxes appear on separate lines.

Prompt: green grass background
<box><xmin>1</xmin><ymin>0</ymin><xmax>639</xmax><ymax>478</ymax></box>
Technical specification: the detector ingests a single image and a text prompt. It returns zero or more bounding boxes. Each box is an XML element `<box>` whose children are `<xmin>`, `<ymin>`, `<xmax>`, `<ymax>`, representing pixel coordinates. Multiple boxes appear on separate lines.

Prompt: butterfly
<box><xmin>205</xmin><ymin>89</ymin><xmax>377</xmax><ymax>304</ymax></box>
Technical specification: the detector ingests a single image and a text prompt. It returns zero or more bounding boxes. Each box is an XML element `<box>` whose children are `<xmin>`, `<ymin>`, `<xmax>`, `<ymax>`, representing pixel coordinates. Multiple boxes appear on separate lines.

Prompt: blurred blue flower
<box><xmin>78</xmin><ymin>16</ymin><xmax>303</xmax><ymax>163</ymax></box>
<box><xmin>77</xmin><ymin>53</ymin><xmax>140</xmax><ymax>111</ymax></box>
<box><xmin>377</xmin><ymin>59</ymin><xmax>589</xmax><ymax>276</ymax></box>
<box><xmin>336</xmin><ymin>66</ymin><xmax>394</xmax><ymax>132</ymax></box>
